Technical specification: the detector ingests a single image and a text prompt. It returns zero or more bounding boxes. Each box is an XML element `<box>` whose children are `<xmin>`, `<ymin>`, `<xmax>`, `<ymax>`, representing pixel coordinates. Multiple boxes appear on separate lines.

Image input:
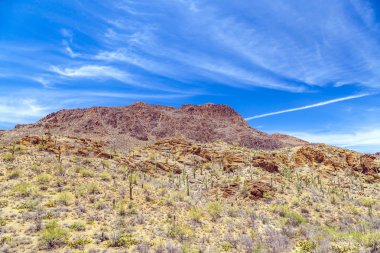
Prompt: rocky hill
<box><xmin>4</xmin><ymin>102</ymin><xmax>307</xmax><ymax>151</ymax></box>
<box><xmin>0</xmin><ymin>135</ymin><xmax>378</xmax><ymax>252</ymax></box>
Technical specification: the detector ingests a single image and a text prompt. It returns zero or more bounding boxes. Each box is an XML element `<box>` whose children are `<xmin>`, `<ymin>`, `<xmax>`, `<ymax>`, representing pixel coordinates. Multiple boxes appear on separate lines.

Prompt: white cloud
<box><xmin>83</xmin><ymin>91</ymin><xmax>193</xmax><ymax>99</ymax></box>
<box><xmin>64</xmin><ymin>45</ymin><xmax>80</xmax><ymax>58</ymax></box>
<box><xmin>50</xmin><ymin>65</ymin><xmax>132</xmax><ymax>83</ymax></box>
<box><xmin>0</xmin><ymin>99</ymin><xmax>49</xmax><ymax>124</ymax></box>
<box><xmin>245</xmin><ymin>93</ymin><xmax>371</xmax><ymax>120</ymax></box>
<box><xmin>286</xmin><ymin>128</ymin><xmax>380</xmax><ymax>153</ymax></box>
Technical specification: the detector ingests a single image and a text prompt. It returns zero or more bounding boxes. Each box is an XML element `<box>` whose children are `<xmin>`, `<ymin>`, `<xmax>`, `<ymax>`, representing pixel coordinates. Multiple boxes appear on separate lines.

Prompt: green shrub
<box><xmin>189</xmin><ymin>207</ymin><xmax>203</xmax><ymax>223</ymax></box>
<box><xmin>68</xmin><ymin>221</ymin><xmax>86</xmax><ymax>231</ymax></box>
<box><xmin>8</xmin><ymin>170</ymin><xmax>21</xmax><ymax>179</ymax></box>
<box><xmin>296</xmin><ymin>240</ymin><xmax>314</xmax><ymax>252</ymax></box>
<box><xmin>55</xmin><ymin>191</ymin><xmax>75</xmax><ymax>206</ymax></box>
<box><xmin>285</xmin><ymin>211</ymin><xmax>306</xmax><ymax>227</ymax></box>
<box><xmin>77</xmin><ymin>167</ymin><xmax>94</xmax><ymax>177</ymax></box>
<box><xmin>69</xmin><ymin>236</ymin><xmax>91</xmax><ymax>249</ymax></box>
<box><xmin>108</xmin><ymin>232</ymin><xmax>138</xmax><ymax>248</ymax></box>
<box><xmin>2</xmin><ymin>153</ymin><xmax>14</xmax><ymax>162</ymax></box>
<box><xmin>41</xmin><ymin>221</ymin><xmax>69</xmax><ymax>249</ymax></box>
<box><xmin>36</xmin><ymin>173</ymin><xmax>52</xmax><ymax>184</ymax></box>
<box><xmin>167</xmin><ymin>223</ymin><xmax>192</xmax><ymax>240</ymax></box>
<box><xmin>221</xmin><ymin>242</ymin><xmax>234</xmax><ymax>251</ymax></box>
<box><xmin>13</xmin><ymin>182</ymin><xmax>34</xmax><ymax>197</ymax></box>
<box><xmin>206</xmin><ymin>201</ymin><xmax>222</xmax><ymax>221</ymax></box>
<box><xmin>86</xmin><ymin>183</ymin><xmax>100</xmax><ymax>194</ymax></box>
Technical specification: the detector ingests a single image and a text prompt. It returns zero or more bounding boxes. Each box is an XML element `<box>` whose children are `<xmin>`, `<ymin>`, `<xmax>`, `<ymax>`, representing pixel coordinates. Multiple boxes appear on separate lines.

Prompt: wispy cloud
<box><xmin>245</xmin><ymin>93</ymin><xmax>371</xmax><ymax>120</ymax></box>
<box><xmin>0</xmin><ymin>98</ymin><xmax>50</xmax><ymax>124</ymax></box>
<box><xmin>286</xmin><ymin>127</ymin><xmax>380</xmax><ymax>153</ymax></box>
<box><xmin>50</xmin><ymin>65</ymin><xmax>132</xmax><ymax>83</ymax></box>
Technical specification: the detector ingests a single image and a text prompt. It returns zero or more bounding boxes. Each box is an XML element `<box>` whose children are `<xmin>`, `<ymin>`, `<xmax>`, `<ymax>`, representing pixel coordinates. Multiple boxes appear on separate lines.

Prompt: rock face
<box><xmin>7</xmin><ymin>102</ymin><xmax>307</xmax><ymax>150</ymax></box>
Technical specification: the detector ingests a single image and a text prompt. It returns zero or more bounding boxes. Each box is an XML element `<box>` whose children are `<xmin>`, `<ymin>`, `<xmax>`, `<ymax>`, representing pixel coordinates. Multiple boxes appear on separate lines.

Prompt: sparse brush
<box><xmin>41</xmin><ymin>221</ymin><xmax>69</xmax><ymax>249</ymax></box>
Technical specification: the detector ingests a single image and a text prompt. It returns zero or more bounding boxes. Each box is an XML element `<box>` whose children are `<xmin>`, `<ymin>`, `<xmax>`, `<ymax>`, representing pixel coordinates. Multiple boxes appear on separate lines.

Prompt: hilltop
<box><xmin>4</xmin><ymin>103</ymin><xmax>307</xmax><ymax>151</ymax></box>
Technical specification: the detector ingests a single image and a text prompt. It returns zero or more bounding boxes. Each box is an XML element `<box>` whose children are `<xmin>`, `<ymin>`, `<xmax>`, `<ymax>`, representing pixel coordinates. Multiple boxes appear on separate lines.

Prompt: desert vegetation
<box><xmin>0</xmin><ymin>135</ymin><xmax>379</xmax><ymax>252</ymax></box>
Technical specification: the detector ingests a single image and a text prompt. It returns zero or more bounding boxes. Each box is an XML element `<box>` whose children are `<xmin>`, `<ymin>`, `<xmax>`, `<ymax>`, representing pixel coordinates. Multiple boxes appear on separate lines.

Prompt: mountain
<box><xmin>5</xmin><ymin>102</ymin><xmax>307</xmax><ymax>151</ymax></box>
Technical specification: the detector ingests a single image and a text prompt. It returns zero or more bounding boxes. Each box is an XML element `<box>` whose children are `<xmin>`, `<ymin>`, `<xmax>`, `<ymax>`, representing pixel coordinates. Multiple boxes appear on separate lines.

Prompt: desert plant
<box><xmin>207</xmin><ymin>201</ymin><xmax>222</xmax><ymax>221</ymax></box>
<box><xmin>285</xmin><ymin>211</ymin><xmax>306</xmax><ymax>227</ymax></box>
<box><xmin>361</xmin><ymin>197</ymin><xmax>375</xmax><ymax>217</ymax></box>
<box><xmin>41</xmin><ymin>221</ymin><xmax>69</xmax><ymax>249</ymax></box>
<box><xmin>36</xmin><ymin>173</ymin><xmax>52</xmax><ymax>184</ymax></box>
<box><xmin>68</xmin><ymin>221</ymin><xmax>86</xmax><ymax>231</ymax></box>
<box><xmin>13</xmin><ymin>182</ymin><xmax>35</xmax><ymax>197</ymax></box>
<box><xmin>188</xmin><ymin>207</ymin><xmax>203</xmax><ymax>223</ymax></box>
<box><xmin>55</xmin><ymin>191</ymin><xmax>75</xmax><ymax>206</ymax></box>
<box><xmin>69</xmin><ymin>236</ymin><xmax>91</xmax><ymax>249</ymax></box>
<box><xmin>108</xmin><ymin>232</ymin><xmax>138</xmax><ymax>248</ymax></box>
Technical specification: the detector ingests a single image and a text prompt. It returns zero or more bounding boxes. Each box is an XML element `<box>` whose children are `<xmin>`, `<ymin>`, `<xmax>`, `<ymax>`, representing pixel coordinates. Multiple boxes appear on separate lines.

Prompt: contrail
<box><xmin>245</xmin><ymin>93</ymin><xmax>371</xmax><ymax>121</ymax></box>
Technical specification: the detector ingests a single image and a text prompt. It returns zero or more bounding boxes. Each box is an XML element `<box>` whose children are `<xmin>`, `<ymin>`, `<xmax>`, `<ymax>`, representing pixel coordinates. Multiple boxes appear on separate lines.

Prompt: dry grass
<box><xmin>0</xmin><ymin>136</ymin><xmax>379</xmax><ymax>252</ymax></box>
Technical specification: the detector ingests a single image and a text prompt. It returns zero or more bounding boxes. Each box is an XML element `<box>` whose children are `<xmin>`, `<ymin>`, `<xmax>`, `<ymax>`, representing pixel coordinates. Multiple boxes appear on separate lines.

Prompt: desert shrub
<box><xmin>330</xmin><ymin>242</ymin><xmax>358</xmax><ymax>253</ymax></box>
<box><xmin>76</xmin><ymin>167</ymin><xmax>94</xmax><ymax>177</ymax></box>
<box><xmin>136</xmin><ymin>242</ymin><xmax>150</xmax><ymax>253</ymax></box>
<box><xmin>108</xmin><ymin>232</ymin><xmax>138</xmax><ymax>248</ymax></box>
<box><xmin>99</xmin><ymin>171</ymin><xmax>111</xmax><ymax>181</ymax></box>
<box><xmin>227</xmin><ymin>205</ymin><xmax>240</xmax><ymax>217</ymax></box>
<box><xmin>0</xmin><ymin>218</ymin><xmax>6</xmax><ymax>226</ymax></box>
<box><xmin>188</xmin><ymin>207</ymin><xmax>203</xmax><ymax>223</ymax></box>
<box><xmin>167</xmin><ymin>223</ymin><xmax>192</xmax><ymax>241</ymax></box>
<box><xmin>361</xmin><ymin>232</ymin><xmax>380</xmax><ymax>251</ymax></box>
<box><xmin>296</xmin><ymin>240</ymin><xmax>314</xmax><ymax>252</ymax></box>
<box><xmin>361</xmin><ymin>197</ymin><xmax>375</xmax><ymax>216</ymax></box>
<box><xmin>55</xmin><ymin>191</ymin><xmax>75</xmax><ymax>206</ymax></box>
<box><xmin>69</xmin><ymin>236</ymin><xmax>91</xmax><ymax>249</ymax></box>
<box><xmin>270</xmin><ymin>204</ymin><xmax>289</xmax><ymax>217</ymax></box>
<box><xmin>0</xmin><ymin>236</ymin><xmax>13</xmax><ymax>245</ymax></box>
<box><xmin>2</xmin><ymin>153</ymin><xmax>14</xmax><ymax>162</ymax></box>
<box><xmin>17</xmin><ymin>199</ymin><xmax>39</xmax><ymax>210</ymax></box>
<box><xmin>13</xmin><ymin>182</ymin><xmax>35</xmax><ymax>197</ymax></box>
<box><xmin>0</xmin><ymin>200</ymin><xmax>8</xmax><ymax>208</ymax></box>
<box><xmin>221</xmin><ymin>242</ymin><xmax>234</xmax><ymax>251</ymax></box>
<box><xmin>36</xmin><ymin>173</ymin><xmax>52</xmax><ymax>184</ymax></box>
<box><xmin>86</xmin><ymin>183</ymin><xmax>100</xmax><ymax>194</ymax></box>
<box><xmin>41</xmin><ymin>221</ymin><xmax>69</xmax><ymax>249</ymax></box>
<box><xmin>264</xmin><ymin>228</ymin><xmax>292</xmax><ymax>253</ymax></box>
<box><xmin>68</xmin><ymin>221</ymin><xmax>86</xmax><ymax>231</ymax></box>
<box><xmin>206</xmin><ymin>201</ymin><xmax>222</xmax><ymax>221</ymax></box>
<box><xmin>31</xmin><ymin>163</ymin><xmax>43</xmax><ymax>173</ymax></box>
<box><xmin>285</xmin><ymin>211</ymin><xmax>306</xmax><ymax>227</ymax></box>
<box><xmin>8</xmin><ymin>170</ymin><xmax>21</xmax><ymax>179</ymax></box>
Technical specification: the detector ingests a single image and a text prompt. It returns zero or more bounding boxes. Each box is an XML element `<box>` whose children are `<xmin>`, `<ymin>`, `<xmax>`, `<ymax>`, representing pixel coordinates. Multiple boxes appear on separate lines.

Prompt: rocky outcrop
<box><xmin>292</xmin><ymin>145</ymin><xmax>380</xmax><ymax>182</ymax></box>
<box><xmin>5</xmin><ymin>102</ymin><xmax>307</xmax><ymax>151</ymax></box>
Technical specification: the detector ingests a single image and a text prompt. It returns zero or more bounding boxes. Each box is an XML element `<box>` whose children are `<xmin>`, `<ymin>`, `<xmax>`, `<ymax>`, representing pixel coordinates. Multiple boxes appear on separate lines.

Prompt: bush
<box><xmin>8</xmin><ymin>170</ymin><xmax>21</xmax><ymax>179</ymax></box>
<box><xmin>2</xmin><ymin>153</ymin><xmax>14</xmax><ymax>162</ymax></box>
<box><xmin>41</xmin><ymin>221</ymin><xmax>69</xmax><ymax>249</ymax></box>
<box><xmin>221</xmin><ymin>242</ymin><xmax>234</xmax><ymax>251</ymax></box>
<box><xmin>68</xmin><ymin>221</ymin><xmax>86</xmax><ymax>231</ymax></box>
<box><xmin>69</xmin><ymin>236</ymin><xmax>91</xmax><ymax>249</ymax></box>
<box><xmin>206</xmin><ymin>201</ymin><xmax>222</xmax><ymax>221</ymax></box>
<box><xmin>86</xmin><ymin>183</ymin><xmax>100</xmax><ymax>194</ymax></box>
<box><xmin>167</xmin><ymin>223</ymin><xmax>192</xmax><ymax>241</ymax></box>
<box><xmin>77</xmin><ymin>167</ymin><xmax>94</xmax><ymax>177</ymax></box>
<box><xmin>13</xmin><ymin>182</ymin><xmax>34</xmax><ymax>197</ymax></box>
<box><xmin>36</xmin><ymin>173</ymin><xmax>52</xmax><ymax>184</ymax></box>
<box><xmin>188</xmin><ymin>207</ymin><xmax>203</xmax><ymax>223</ymax></box>
<box><xmin>296</xmin><ymin>240</ymin><xmax>314</xmax><ymax>252</ymax></box>
<box><xmin>55</xmin><ymin>191</ymin><xmax>75</xmax><ymax>206</ymax></box>
<box><xmin>108</xmin><ymin>232</ymin><xmax>138</xmax><ymax>248</ymax></box>
<box><xmin>285</xmin><ymin>211</ymin><xmax>306</xmax><ymax>227</ymax></box>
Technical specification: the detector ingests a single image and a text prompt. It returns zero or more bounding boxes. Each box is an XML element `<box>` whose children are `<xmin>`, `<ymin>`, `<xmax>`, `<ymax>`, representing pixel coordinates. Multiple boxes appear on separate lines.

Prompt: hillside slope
<box><xmin>4</xmin><ymin>102</ymin><xmax>307</xmax><ymax>151</ymax></box>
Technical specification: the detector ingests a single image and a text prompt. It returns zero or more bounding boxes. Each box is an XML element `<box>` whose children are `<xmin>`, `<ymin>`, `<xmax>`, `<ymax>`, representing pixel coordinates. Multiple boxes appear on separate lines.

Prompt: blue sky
<box><xmin>1</xmin><ymin>0</ymin><xmax>380</xmax><ymax>153</ymax></box>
